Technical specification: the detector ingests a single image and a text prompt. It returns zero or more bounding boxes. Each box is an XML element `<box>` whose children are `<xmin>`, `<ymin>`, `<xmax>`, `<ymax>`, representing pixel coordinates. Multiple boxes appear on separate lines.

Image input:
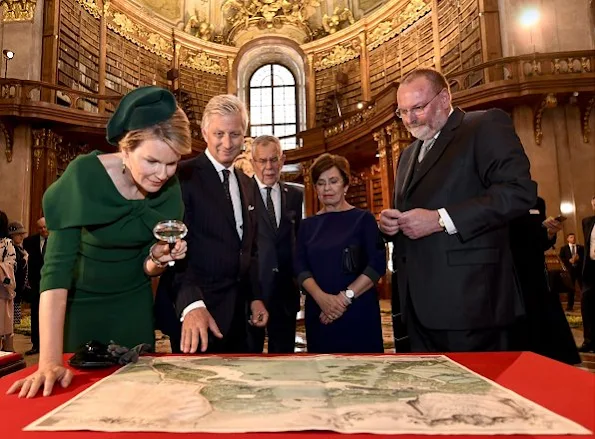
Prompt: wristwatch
<box><xmin>345</xmin><ymin>289</ymin><xmax>355</xmax><ymax>301</ymax></box>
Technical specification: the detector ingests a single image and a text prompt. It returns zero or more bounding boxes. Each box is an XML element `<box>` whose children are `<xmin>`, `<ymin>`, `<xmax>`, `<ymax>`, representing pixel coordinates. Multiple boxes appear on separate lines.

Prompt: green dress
<box><xmin>40</xmin><ymin>150</ymin><xmax>184</xmax><ymax>352</ymax></box>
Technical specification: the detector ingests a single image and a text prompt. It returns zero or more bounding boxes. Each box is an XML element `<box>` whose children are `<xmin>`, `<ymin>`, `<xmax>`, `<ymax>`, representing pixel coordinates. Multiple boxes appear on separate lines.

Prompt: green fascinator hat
<box><xmin>106</xmin><ymin>86</ymin><xmax>177</xmax><ymax>146</ymax></box>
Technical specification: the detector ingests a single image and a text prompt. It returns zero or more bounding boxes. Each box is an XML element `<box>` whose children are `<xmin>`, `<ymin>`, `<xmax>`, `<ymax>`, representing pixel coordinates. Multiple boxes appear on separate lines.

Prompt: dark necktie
<box><xmin>266</xmin><ymin>187</ymin><xmax>277</xmax><ymax>230</ymax></box>
<box><xmin>41</xmin><ymin>238</ymin><xmax>46</xmax><ymax>259</ymax></box>
<box><xmin>221</xmin><ymin>169</ymin><xmax>232</xmax><ymax>203</ymax></box>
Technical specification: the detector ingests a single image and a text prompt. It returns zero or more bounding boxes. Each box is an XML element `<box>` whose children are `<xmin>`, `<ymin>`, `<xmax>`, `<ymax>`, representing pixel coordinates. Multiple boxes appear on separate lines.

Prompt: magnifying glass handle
<box><xmin>168</xmin><ymin>241</ymin><xmax>176</xmax><ymax>266</ymax></box>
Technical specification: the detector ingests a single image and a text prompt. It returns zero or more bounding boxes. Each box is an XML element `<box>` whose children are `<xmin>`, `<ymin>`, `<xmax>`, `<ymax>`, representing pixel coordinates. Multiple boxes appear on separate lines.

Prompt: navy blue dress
<box><xmin>295</xmin><ymin>208</ymin><xmax>386</xmax><ymax>353</ymax></box>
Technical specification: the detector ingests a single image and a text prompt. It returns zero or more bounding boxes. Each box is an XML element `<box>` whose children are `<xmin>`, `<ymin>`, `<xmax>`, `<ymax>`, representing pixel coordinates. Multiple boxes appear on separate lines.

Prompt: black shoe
<box><xmin>24</xmin><ymin>348</ymin><xmax>39</xmax><ymax>355</ymax></box>
<box><xmin>577</xmin><ymin>343</ymin><xmax>595</xmax><ymax>353</ymax></box>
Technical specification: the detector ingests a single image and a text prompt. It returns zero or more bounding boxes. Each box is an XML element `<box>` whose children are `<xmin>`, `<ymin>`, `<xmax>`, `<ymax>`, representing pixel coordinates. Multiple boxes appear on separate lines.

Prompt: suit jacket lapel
<box><xmin>396</xmin><ymin>140</ymin><xmax>421</xmax><ymax>208</ymax></box>
<box><xmin>406</xmin><ymin>108</ymin><xmax>465</xmax><ymax>195</ymax></box>
<box><xmin>277</xmin><ymin>182</ymin><xmax>291</xmax><ymax>238</ymax></box>
<box><xmin>197</xmin><ymin>154</ymin><xmax>238</xmax><ymax>233</ymax></box>
<box><xmin>236</xmin><ymin>169</ymin><xmax>253</xmax><ymax>245</ymax></box>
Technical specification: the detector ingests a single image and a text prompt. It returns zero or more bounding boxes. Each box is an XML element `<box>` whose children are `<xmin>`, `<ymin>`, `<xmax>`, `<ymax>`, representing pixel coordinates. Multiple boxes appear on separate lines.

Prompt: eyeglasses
<box><xmin>254</xmin><ymin>157</ymin><xmax>280</xmax><ymax>166</ymax></box>
<box><xmin>395</xmin><ymin>88</ymin><xmax>444</xmax><ymax>119</ymax></box>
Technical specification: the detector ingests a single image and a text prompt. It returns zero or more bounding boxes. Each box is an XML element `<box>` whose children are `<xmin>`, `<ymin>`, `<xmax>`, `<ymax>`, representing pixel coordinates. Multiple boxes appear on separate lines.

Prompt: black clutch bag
<box><xmin>342</xmin><ymin>245</ymin><xmax>364</xmax><ymax>274</ymax></box>
<box><xmin>69</xmin><ymin>340</ymin><xmax>118</xmax><ymax>369</ymax></box>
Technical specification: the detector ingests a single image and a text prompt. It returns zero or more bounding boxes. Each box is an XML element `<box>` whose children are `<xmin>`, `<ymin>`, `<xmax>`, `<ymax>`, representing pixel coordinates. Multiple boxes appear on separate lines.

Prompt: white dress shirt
<box><xmin>254</xmin><ymin>176</ymin><xmax>281</xmax><ymax>227</ymax></box>
<box><xmin>590</xmin><ymin>223</ymin><xmax>595</xmax><ymax>260</ymax></box>
<box><xmin>205</xmin><ymin>148</ymin><xmax>244</xmax><ymax>239</ymax></box>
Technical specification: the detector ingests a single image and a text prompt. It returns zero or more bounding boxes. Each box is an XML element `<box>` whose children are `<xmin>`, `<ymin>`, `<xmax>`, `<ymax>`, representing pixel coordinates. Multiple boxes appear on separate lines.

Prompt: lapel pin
<box><xmin>248</xmin><ymin>205</ymin><xmax>255</xmax><ymax>211</ymax></box>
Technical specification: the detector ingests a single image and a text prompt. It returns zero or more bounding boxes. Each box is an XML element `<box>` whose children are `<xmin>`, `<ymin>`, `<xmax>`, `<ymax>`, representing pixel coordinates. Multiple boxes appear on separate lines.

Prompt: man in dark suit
<box><xmin>247</xmin><ymin>135</ymin><xmax>303</xmax><ymax>353</ymax></box>
<box><xmin>579</xmin><ymin>195</ymin><xmax>595</xmax><ymax>353</ymax></box>
<box><xmin>379</xmin><ymin>68</ymin><xmax>537</xmax><ymax>352</ymax></box>
<box><xmin>22</xmin><ymin>217</ymin><xmax>48</xmax><ymax>355</ymax></box>
<box><xmin>156</xmin><ymin>94</ymin><xmax>267</xmax><ymax>354</ymax></box>
<box><xmin>559</xmin><ymin>233</ymin><xmax>584</xmax><ymax>311</ymax></box>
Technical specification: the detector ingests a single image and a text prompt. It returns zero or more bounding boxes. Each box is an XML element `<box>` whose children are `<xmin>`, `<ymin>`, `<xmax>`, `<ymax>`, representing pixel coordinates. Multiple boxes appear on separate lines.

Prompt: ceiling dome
<box><xmin>133</xmin><ymin>0</ymin><xmax>390</xmax><ymax>45</ymax></box>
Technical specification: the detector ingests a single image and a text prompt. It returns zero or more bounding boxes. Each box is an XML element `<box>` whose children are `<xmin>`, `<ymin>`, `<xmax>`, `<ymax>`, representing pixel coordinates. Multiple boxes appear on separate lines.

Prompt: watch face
<box><xmin>345</xmin><ymin>289</ymin><xmax>355</xmax><ymax>299</ymax></box>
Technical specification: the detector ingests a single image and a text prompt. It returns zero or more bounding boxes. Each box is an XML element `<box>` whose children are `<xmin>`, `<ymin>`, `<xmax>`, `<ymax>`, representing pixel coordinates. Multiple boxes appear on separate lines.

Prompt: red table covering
<box><xmin>0</xmin><ymin>351</ymin><xmax>593</xmax><ymax>438</ymax></box>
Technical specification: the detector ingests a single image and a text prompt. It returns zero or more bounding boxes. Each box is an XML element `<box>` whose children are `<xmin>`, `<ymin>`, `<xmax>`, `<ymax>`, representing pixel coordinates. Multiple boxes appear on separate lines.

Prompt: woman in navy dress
<box><xmin>295</xmin><ymin>153</ymin><xmax>386</xmax><ymax>353</ymax></box>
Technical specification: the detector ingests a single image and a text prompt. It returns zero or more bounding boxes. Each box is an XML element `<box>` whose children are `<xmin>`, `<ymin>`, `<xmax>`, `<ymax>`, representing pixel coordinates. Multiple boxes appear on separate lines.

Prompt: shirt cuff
<box><xmin>438</xmin><ymin>208</ymin><xmax>457</xmax><ymax>235</ymax></box>
<box><xmin>180</xmin><ymin>301</ymin><xmax>206</xmax><ymax>322</ymax></box>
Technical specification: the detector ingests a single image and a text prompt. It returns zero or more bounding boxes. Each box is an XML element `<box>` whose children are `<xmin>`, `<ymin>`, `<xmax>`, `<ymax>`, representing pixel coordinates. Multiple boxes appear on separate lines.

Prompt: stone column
<box><xmin>30</xmin><ymin>128</ymin><xmax>62</xmax><ymax>227</ymax></box>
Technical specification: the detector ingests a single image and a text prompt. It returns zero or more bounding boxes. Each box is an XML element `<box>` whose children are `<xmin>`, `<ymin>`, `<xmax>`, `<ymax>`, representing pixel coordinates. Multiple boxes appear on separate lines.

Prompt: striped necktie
<box><xmin>221</xmin><ymin>169</ymin><xmax>232</xmax><ymax>203</ymax></box>
<box><xmin>418</xmin><ymin>138</ymin><xmax>436</xmax><ymax>162</ymax></box>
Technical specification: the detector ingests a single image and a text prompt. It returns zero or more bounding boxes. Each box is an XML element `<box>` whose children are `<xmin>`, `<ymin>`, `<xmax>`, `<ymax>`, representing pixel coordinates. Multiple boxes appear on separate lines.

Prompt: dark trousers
<box><xmin>405</xmin><ymin>291</ymin><xmax>511</xmax><ymax>352</ymax></box>
<box><xmin>30</xmin><ymin>293</ymin><xmax>40</xmax><ymax>349</ymax></box>
<box><xmin>391</xmin><ymin>271</ymin><xmax>411</xmax><ymax>353</ymax></box>
<box><xmin>247</xmin><ymin>298</ymin><xmax>298</xmax><ymax>354</ymax></box>
<box><xmin>567</xmin><ymin>267</ymin><xmax>583</xmax><ymax>309</ymax></box>
<box><xmin>581</xmin><ymin>259</ymin><xmax>595</xmax><ymax>345</ymax></box>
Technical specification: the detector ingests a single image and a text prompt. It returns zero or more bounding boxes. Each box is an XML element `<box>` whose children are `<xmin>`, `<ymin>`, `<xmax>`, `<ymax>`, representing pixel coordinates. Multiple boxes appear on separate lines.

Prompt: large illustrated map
<box><xmin>27</xmin><ymin>355</ymin><xmax>590</xmax><ymax>434</ymax></box>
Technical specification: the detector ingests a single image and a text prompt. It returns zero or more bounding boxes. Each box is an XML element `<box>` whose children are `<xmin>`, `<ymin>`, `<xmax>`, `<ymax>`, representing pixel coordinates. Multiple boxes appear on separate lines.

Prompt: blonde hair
<box><xmin>201</xmin><ymin>94</ymin><xmax>249</xmax><ymax>135</ymax></box>
<box><xmin>119</xmin><ymin>106</ymin><xmax>191</xmax><ymax>156</ymax></box>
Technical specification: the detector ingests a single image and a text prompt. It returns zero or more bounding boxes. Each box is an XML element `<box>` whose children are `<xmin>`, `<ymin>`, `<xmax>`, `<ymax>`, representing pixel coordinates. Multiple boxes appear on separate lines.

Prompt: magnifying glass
<box><xmin>152</xmin><ymin>220</ymin><xmax>188</xmax><ymax>267</ymax></box>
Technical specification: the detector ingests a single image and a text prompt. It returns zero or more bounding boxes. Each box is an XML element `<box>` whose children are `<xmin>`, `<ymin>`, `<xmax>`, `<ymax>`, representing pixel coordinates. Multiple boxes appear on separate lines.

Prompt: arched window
<box><xmin>249</xmin><ymin>64</ymin><xmax>298</xmax><ymax>150</ymax></box>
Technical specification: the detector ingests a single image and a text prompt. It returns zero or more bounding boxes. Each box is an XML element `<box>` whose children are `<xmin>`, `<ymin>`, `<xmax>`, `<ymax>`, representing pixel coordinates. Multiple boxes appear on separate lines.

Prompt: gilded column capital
<box><xmin>0</xmin><ymin>0</ymin><xmax>37</xmax><ymax>21</ymax></box>
<box><xmin>373</xmin><ymin>128</ymin><xmax>387</xmax><ymax>149</ymax></box>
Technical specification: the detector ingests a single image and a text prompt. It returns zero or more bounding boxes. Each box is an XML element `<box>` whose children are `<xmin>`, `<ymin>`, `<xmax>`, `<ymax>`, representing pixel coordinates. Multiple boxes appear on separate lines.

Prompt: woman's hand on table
<box><xmin>6</xmin><ymin>362</ymin><xmax>74</xmax><ymax>398</ymax></box>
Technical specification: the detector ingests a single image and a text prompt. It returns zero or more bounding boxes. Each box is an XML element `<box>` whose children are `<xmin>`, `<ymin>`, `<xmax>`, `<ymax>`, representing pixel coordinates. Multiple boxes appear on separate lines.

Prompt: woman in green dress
<box><xmin>7</xmin><ymin>86</ymin><xmax>191</xmax><ymax>398</ymax></box>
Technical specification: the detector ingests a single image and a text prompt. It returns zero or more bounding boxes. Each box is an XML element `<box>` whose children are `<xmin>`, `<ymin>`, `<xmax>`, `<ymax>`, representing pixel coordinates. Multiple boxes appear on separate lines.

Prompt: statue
<box><xmin>222</xmin><ymin>0</ymin><xmax>320</xmax><ymax>27</ymax></box>
<box><xmin>233</xmin><ymin>137</ymin><xmax>255</xmax><ymax>177</ymax></box>
<box><xmin>184</xmin><ymin>12</ymin><xmax>215</xmax><ymax>41</ymax></box>
<box><xmin>322</xmin><ymin>7</ymin><xmax>355</xmax><ymax>34</ymax></box>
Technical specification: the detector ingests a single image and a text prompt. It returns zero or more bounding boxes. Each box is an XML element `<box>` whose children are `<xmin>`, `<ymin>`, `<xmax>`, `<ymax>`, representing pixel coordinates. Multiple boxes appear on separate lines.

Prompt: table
<box><xmin>0</xmin><ymin>351</ymin><xmax>26</xmax><ymax>378</ymax></box>
<box><xmin>1</xmin><ymin>352</ymin><xmax>593</xmax><ymax>438</ymax></box>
